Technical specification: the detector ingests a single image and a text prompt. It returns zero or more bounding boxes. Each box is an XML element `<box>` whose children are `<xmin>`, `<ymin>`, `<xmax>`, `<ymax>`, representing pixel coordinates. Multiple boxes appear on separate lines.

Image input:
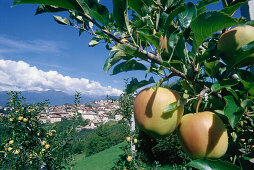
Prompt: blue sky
<box><xmin>0</xmin><ymin>0</ymin><xmax>242</xmax><ymax>96</ymax></box>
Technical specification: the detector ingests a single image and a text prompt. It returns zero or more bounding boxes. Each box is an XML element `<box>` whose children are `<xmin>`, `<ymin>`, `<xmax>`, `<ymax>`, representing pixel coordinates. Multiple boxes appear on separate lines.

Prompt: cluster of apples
<box><xmin>133</xmin><ymin>25</ymin><xmax>254</xmax><ymax>159</ymax></box>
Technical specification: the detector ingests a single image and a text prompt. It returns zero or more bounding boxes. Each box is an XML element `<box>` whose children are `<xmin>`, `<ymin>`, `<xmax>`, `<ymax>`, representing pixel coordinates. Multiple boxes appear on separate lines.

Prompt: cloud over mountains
<box><xmin>0</xmin><ymin>59</ymin><xmax>122</xmax><ymax>96</ymax></box>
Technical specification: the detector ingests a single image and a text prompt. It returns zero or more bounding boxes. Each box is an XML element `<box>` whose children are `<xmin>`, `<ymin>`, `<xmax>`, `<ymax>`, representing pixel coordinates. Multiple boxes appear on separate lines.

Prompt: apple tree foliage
<box><xmin>11</xmin><ymin>0</ymin><xmax>254</xmax><ymax>169</ymax></box>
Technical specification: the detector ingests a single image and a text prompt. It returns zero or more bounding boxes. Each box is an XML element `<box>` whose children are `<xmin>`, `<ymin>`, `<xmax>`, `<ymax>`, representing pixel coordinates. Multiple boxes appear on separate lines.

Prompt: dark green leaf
<box><xmin>128</xmin><ymin>0</ymin><xmax>149</xmax><ymax>17</ymax></box>
<box><xmin>112</xmin><ymin>44</ymin><xmax>148</xmax><ymax>60</ymax></box>
<box><xmin>113</xmin><ymin>0</ymin><xmax>128</xmax><ymax>31</ymax></box>
<box><xmin>126</xmin><ymin>77</ymin><xmax>155</xmax><ymax>94</ymax></box>
<box><xmin>177</xmin><ymin>2</ymin><xmax>197</xmax><ymax>29</ymax></box>
<box><xmin>224</xmin><ymin>96</ymin><xmax>244</xmax><ymax>128</ymax></box>
<box><xmin>53</xmin><ymin>15</ymin><xmax>71</xmax><ymax>25</ymax></box>
<box><xmin>111</xmin><ymin>60</ymin><xmax>147</xmax><ymax>75</ymax></box>
<box><xmin>35</xmin><ymin>5</ymin><xmax>67</xmax><ymax>15</ymax></box>
<box><xmin>164</xmin><ymin>4</ymin><xmax>185</xmax><ymax>33</ymax></box>
<box><xmin>211</xmin><ymin>79</ymin><xmax>238</xmax><ymax>92</ymax></box>
<box><xmin>190</xmin><ymin>11</ymin><xmax>238</xmax><ymax>50</ymax></box>
<box><xmin>187</xmin><ymin>159</ymin><xmax>240</xmax><ymax>170</ymax></box>
<box><xmin>13</xmin><ymin>0</ymin><xmax>84</xmax><ymax>13</ymax></box>
<box><xmin>204</xmin><ymin>60</ymin><xmax>220</xmax><ymax>78</ymax></box>
<box><xmin>196</xmin><ymin>0</ymin><xmax>220</xmax><ymax>10</ymax></box>
<box><xmin>137</xmin><ymin>31</ymin><xmax>161</xmax><ymax>51</ymax></box>
<box><xmin>220</xmin><ymin>1</ymin><xmax>246</xmax><ymax>16</ymax></box>
<box><xmin>103</xmin><ymin>50</ymin><xmax>133</xmax><ymax>72</ymax></box>
<box><xmin>226</xmin><ymin>41</ymin><xmax>254</xmax><ymax>69</ymax></box>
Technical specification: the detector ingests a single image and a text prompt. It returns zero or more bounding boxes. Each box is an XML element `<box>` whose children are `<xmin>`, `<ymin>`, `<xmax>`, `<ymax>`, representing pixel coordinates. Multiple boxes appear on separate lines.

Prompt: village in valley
<box><xmin>0</xmin><ymin>99</ymin><xmax>123</xmax><ymax>130</ymax></box>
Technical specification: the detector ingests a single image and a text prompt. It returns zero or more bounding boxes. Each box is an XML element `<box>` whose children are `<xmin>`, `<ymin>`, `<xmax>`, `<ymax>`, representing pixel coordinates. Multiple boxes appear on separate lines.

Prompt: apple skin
<box><xmin>134</xmin><ymin>87</ymin><xmax>184</xmax><ymax>138</ymax></box>
<box><xmin>177</xmin><ymin>111</ymin><xmax>228</xmax><ymax>159</ymax></box>
<box><xmin>217</xmin><ymin>25</ymin><xmax>254</xmax><ymax>67</ymax></box>
<box><xmin>126</xmin><ymin>137</ymin><xmax>131</xmax><ymax>142</ymax></box>
<box><xmin>126</xmin><ymin>156</ymin><xmax>132</xmax><ymax>162</ymax></box>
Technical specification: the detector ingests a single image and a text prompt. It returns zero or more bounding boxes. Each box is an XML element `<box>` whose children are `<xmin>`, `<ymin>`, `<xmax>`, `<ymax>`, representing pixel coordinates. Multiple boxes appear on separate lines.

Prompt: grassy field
<box><xmin>70</xmin><ymin>142</ymin><xmax>126</xmax><ymax>170</ymax></box>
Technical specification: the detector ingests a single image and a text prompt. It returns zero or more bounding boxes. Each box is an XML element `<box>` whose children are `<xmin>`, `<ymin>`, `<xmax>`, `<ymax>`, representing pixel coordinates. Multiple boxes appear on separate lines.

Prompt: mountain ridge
<box><xmin>0</xmin><ymin>90</ymin><xmax>118</xmax><ymax>106</ymax></box>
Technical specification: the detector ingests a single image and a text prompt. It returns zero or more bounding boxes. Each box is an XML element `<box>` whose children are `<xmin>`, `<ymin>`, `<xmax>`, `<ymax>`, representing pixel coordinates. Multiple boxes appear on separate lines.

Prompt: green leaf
<box><xmin>187</xmin><ymin>159</ymin><xmax>241</xmax><ymax>170</ymax></box>
<box><xmin>211</xmin><ymin>79</ymin><xmax>238</xmax><ymax>92</ymax></box>
<box><xmin>196</xmin><ymin>0</ymin><xmax>220</xmax><ymax>10</ymax></box>
<box><xmin>35</xmin><ymin>5</ymin><xmax>67</xmax><ymax>15</ymax></box>
<box><xmin>224</xmin><ymin>96</ymin><xmax>244</xmax><ymax>128</ymax></box>
<box><xmin>204</xmin><ymin>60</ymin><xmax>220</xmax><ymax>78</ymax></box>
<box><xmin>226</xmin><ymin>41</ymin><xmax>254</xmax><ymax>69</ymax></box>
<box><xmin>220</xmin><ymin>1</ymin><xmax>246</xmax><ymax>16</ymax></box>
<box><xmin>164</xmin><ymin>4</ymin><xmax>185</xmax><ymax>33</ymax></box>
<box><xmin>13</xmin><ymin>0</ymin><xmax>84</xmax><ymax>13</ymax></box>
<box><xmin>88</xmin><ymin>40</ymin><xmax>99</xmax><ymax>47</ymax></box>
<box><xmin>126</xmin><ymin>77</ymin><xmax>155</xmax><ymax>94</ymax></box>
<box><xmin>128</xmin><ymin>0</ymin><xmax>149</xmax><ymax>18</ymax></box>
<box><xmin>112</xmin><ymin>44</ymin><xmax>148</xmax><ymax>60</ymax></box>
<box><xmin>53</xmin><ymin>15</ymin><xmax>71</xmax><ymax>25</ymax></box>
<box><xmin>103</xmin><ymin>50</ymin><xmax>133</xmax><ymax>72</ymax></box>
<box><xmin>190</xmin><ymin>11</ymin><xmax>238</xmax><ymax>50</ymax></box>
<box><xmin>163</xmin><ymin>98</ymin><xmax>186</xmax><ymax>114</ymax></box>
<box><xmin>137</xmin><ymin>31</ymin><xmax>161</xmax><ymax>51</ymax></box>
<box><xmin>111</xmin><ymin>60</ymin><xmax>147</xmax><ymax>75</ymax></box>
<box><xmin>113</xmin><ymin>0</ymin><xmax>128</xmax><ymax>31</ymax></box>
<box><xmin>177</xmin><ymin>2</ymin><xmax>197</xmax><ymax>29</ymax></box>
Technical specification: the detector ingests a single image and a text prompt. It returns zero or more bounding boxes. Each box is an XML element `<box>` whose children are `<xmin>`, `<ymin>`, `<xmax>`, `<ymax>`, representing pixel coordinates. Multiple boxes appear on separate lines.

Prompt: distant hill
<box><xmin>0</xmin><ymin>90</ymin><xmax>118</xmax><ymax>106</ymax></box>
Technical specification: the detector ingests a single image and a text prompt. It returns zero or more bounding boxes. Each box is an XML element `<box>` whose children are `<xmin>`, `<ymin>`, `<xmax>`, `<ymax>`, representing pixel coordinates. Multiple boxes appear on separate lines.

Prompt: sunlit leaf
<box><xmin>177</xmin><ymin>2</ymin><xmax>197</xmax><ymax>29</ymax></box>
<box><xmin>111</xmin><ymin>60</ymin><xmax>147</xmax><ymax>75</ymax></box>
<box><xmin>190</xmin><ymin>11</ymin><xmax>238</xmax><ymax>50</ymax></box>
<box><xmin>53</xmin><ymin>15</ymin><xmax>71</xmax><ymax>25</ymax></box>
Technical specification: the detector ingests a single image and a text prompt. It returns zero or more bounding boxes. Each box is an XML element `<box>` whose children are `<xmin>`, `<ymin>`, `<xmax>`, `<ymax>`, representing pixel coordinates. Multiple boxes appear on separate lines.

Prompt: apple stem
<box><xmin>196</xmin><ymin>97</ymin><xmax>202</xmax><ymax>113</ymax></box>
<box><xmin>195</xmin><ymin>88</ymin><xmax>209</xmax><ymax>113</ymax></box>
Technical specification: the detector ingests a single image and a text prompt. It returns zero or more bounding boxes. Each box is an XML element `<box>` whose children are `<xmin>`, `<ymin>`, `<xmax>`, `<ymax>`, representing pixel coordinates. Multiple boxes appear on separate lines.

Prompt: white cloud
<box><xmin>0</xmin><ymin>59</ymin><xmax>122</xmax><ymax>96</ymax></box>
<box><xmin>0</xmin><ymin>36</ymin><xmax>65</xmax><ymax>55</ymax></box>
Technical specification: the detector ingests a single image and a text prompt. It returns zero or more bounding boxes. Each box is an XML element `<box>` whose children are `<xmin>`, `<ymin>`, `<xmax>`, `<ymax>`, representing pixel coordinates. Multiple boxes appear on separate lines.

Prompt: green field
<box><xmin>70</xmin><ymin>142</ymin><xmax>126</xmax><ymax>170</ymax></box>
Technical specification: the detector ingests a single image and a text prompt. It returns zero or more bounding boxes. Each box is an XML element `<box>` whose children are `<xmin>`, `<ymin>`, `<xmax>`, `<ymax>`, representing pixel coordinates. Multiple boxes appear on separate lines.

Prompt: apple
<box><xmin>45</xmin><ymin>144</ymin><xmax>50</xmax><ymax>149</ymax></box>
<box><xmin>23</xmin><ymin>118</ymin><xmax>28</xmax><ymax>122</ymax></box>
<box><xmin>37</xmin><ymin>132</ymin><xmax>40</xmax><ymax>136</ymax></box>
<box><xmin>18</xmin><ymin>116</ymin><xmax>23</xmax><ymax>121</ymax></box>
<box><xmin>7</xmin><ymin>147</ymin><xmax>13</xmax><ymax>152</ymax></box>
<box><xmin>41</xmin><ymin>141</ymin><xmax>46</xmax><ymax>146</ymax></box>
<box><xmin>13</xmin><ymin>149</ymin><xmax>20</xmax><ymax>155</ymax></box>
<box><xmin>133</xmin><ymin>139</ymin><xmax>138</xmax><ymax>144</ymax></box>
<box><xmin>134</xmin><ymin>87</ymin><xmax>184</xmax><ymax>137</ymax></box>
<box><xmin>9</xmin><ymin>118</ymin><xmax>14</xmax><ymax>122</ymax></box>
<box><xmin>217</xmin><ymin>25</ymin><xmax>254</xmax><ymax>67</ymax></box>
<box><xmin>126</xmin><ymin>137</ymin><xmax>131</xmax><ymax>142</ymax></box>
<box><xmin>9</xmin><ymin>140</ymin><xmax>14</xmax><ymax>145</ymax></box>
<box><xmin>177</xmin><ymin>111</ymin><xmax>228</xmax><ymax>159</ymax></box>
<box><xmin>126</xmin><ymin>155</ymin><xmax>132</xmax><ymax>162</ymax></box>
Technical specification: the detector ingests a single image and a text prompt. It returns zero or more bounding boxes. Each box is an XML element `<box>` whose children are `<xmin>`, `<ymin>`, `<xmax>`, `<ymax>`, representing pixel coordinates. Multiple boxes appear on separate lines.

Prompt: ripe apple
<box><xmin>23</xmin><ymin>118</ymin><xmax>28</xmax><ymax>122</ymax></box>
<box><xmin>126</xmin><ymin>155</ymin><xmax>132</xmax><ymax>162</ymax></box>
<box><xmin>7</xmin><ymin>147</ymin><xmax>13</xmax><ymax>152</ymax></box>
<box><xmin>133</xmin><ymin>139</ymin><xmax>138</xmax><ymax>144</ymax></box>
<box><xmin>126</xmin><ymin>137</ymin><xmax>131</xmax><ymax>142</ymax></box>
<box><xmin>9</xmin><ymin>140</ymin><xmax>14</xmax><ymax>145</ymax></box>
<box><xmin>41</xmin><ymin>141</ymin><xmax>46</xmax><ymax>146</ymax></box>
<box><xmin>13</xmin><ymin>149</ymin><xmax>20</xmax><ymax>155</ymax></box>
<box><xmin>18</xmin><ymin>116</ymin><xmax>23</xmax><ymax>121</ymax></box>
<box><xmin>45</xmin><ymin>144</ymin><xmax>50</xmax><ymax>149</ymax></box>
<box><xmin>9</xmin><ymin>118</ymin><xmax>14</xmax><ymax>122</ymax></box>
<box><xmin>177</xmin><ymin>111</ymin><xmax>228</xmax><ymax>159</ymax></box>
<box><xmin>134</xmin><ymin>87</ymin><xmax>184</xmax><ymax>137</ymax></box>
<box><xmin>217</xmin><ymin>25</ymin><xmax>254</xmax><ymax>67</ymax></box>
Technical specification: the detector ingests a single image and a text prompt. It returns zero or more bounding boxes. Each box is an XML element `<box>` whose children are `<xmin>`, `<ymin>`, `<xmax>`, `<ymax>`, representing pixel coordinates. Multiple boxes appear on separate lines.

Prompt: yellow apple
<box><xmin>9</xmin><ymin>140</ymin><xmax>14</xmax><ymax>145</ymax></box>
<box><xmin>126</xmin><ymin>155</ymin><xmax>132</xmax><ymax>162</ymax></box>
<box><xmin>13</xmin><ymin>149</ymin><xmax>20</xmax><ymax>155</ymax></box>
<box><xmin>41</xmin><ymin>141</ymin><xmax>46</xmax><ymax>146</ymax></box>
<box><xmin>45</xmin><ymin>144</ymin><xmax>50</xmax><ymax>149</ymax></box>
<box><xmin>134</xmin><ymin>87</ymin><xmax>184</xmax><ymax>137</ymax></box>
<box><xmin>133</xmin><ymin>139</ymin><xmax>138</xmax><ymax>144</ymax></box>
<box><xmin>217</xmin><ymin>25</ymin><xmax>254</xmax><ymax>67</ymax></box>
<box><xmin>23</xmin><ymin>118</ymin><xmax>28</xmax><ymax>122</ymax></box>
<box><xmin>18</xmin><ymin>116</ymin><xmax>23</xmax><ymax>121</ymax></box>
<box><xmin>9</xmin><ymin>118</ymin><xmax>14</xmax><ymax>122</ymax></box>
<box><xmin>7</xmin><ymin>147</ymin><xmax>13</xmax><ymax>152</ymax></box>
<box><xmin>126</xmin><ymin>137</ymin><xmax>131</xmax><ymax>142</ymax></box>
<box><xmin>177</xmin><ymin>111</ymin><xmax>228</xmax><ymax>159</ymax></box>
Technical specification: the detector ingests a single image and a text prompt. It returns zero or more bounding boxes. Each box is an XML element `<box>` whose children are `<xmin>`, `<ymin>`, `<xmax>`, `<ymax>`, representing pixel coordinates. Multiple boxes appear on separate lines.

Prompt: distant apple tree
<box><xmin>11</xmin><ymin>0</ymin><xmax>254</xmax><ymax>169</ymax></box>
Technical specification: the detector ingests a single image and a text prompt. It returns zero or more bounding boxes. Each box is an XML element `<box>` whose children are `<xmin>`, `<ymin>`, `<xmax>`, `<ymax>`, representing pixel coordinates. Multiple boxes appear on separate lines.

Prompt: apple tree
<box><xmin>11</xmin><ymin>0</ymin><xmax>254</xmax><ymax>169</ymax></box>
